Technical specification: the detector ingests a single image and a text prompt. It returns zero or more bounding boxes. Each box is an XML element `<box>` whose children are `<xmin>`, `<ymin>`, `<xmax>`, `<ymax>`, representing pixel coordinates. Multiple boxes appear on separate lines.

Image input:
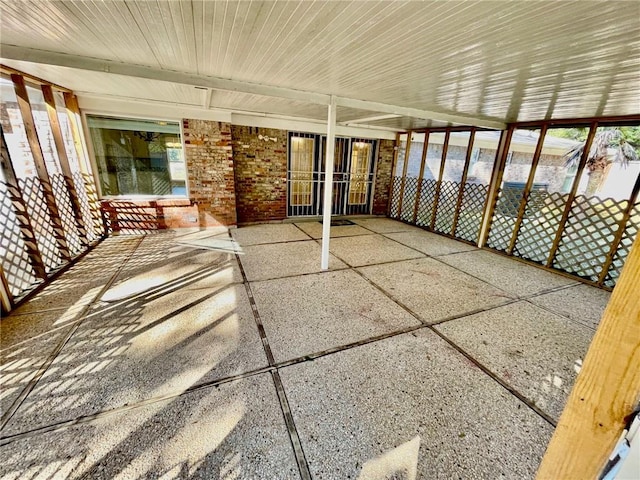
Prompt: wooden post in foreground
<box><xmin>536</xmin><ymin>236</ymin><xmax>640</xmax><ymax>479</ymax></box>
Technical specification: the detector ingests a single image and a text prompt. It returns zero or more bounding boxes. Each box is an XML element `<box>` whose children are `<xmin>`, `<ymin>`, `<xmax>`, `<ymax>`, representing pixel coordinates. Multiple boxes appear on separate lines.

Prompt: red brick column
<box><xmin>183</xmin><ymin>119</ymin><xmax>237</xmax><ymax>226</ymax></box>
<box><xmin>372</xmin><ymin>139</ymin><xmax>395</xmax><ymax>215</ymax></box>
<box><xmin>231</xmin><ymin>125</ymin><xmax>287</xmax><ymax>224</ymax></box>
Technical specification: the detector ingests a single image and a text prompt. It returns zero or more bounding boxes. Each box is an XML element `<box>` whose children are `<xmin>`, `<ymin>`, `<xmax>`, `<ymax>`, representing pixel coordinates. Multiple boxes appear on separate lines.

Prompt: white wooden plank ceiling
<box><xmin>1</xmin><ymin>0</ymin><xmax>638</xmax><ymax>129</ymax></box>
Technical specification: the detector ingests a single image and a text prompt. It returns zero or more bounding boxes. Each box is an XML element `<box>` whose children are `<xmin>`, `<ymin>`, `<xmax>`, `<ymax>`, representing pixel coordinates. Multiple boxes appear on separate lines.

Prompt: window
<box><xmin>87</xmin><ymin>116</ymin><xmax>186</xmax><ymax>196</ymax></box>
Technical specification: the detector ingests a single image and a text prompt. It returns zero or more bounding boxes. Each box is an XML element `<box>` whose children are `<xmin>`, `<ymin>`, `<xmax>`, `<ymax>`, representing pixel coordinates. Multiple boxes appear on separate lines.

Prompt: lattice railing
<box><xmin>553</xmin><ymin>196</ymin><xmax>628</xmax><ymax>281</ymax></box>
<box><xmin>434</xmin><ymin>180</ymin><xmax>459</xmax><ymax>234</ymax></box>
<box><xmin>455</xmin><ymin>183</ymin><xmax>489</xmax><ymax>243</ymax></box>
<box><xmin>400</xmin><ymin>177</ymin><xmax>419</xmax><ymax>222</ymax></box>
<box><xmin>0</xmin><ymin>171</ymin><xmax>103</xmax><ymax>303</ymax></box>
<box><xmin>389</xmin><ymin>177</ymin><xmax>402</xmax><ymax>219</ymax></box>
<box><xmin>604</xmin><ymin>202</ymin><xmax>639</xmax><ymax>287</ymax></box>
<box><xmin>18</xmin><ymin>176</ymin><xmax>64</xmax><ymax>272</ymax></box>
<box><xmin>486</xmin><ymin>187</ymin><xmax>521</xmax><ymax>251</ymax></box>
<box><xmin>51</xmin><ymin>173</ymin><xmax>83</xmax><ymax>255</ymax></box>
<box><xmin>514</xmin><ymin>191</ymin><xmax>568</xmax><ymax>264</ymax></box>
<box><xmin>415</xmin><ymin>179</ymin><xmax>438</xmax><ymax>227</ymax></box>
<box><xmin>74</xmin><ymin>171</ymin><xmax>104</xmax><ymax>241</ymax></box>
<box><xmin>0</xmin><ymin>181</ymin><xmax>39</xmax><ymax>297</ymax></box>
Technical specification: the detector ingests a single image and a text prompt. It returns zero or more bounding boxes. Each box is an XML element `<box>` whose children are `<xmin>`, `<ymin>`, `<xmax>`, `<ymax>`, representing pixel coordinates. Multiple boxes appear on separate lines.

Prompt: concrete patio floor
<box><xmin>0</xmin><ymin>217</ymin><xmax>610</xmax><ymax>479</ymax></box>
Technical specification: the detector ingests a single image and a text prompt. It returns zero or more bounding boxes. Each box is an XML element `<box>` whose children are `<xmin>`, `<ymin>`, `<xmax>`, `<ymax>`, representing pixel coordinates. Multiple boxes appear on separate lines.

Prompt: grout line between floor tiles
<box><xmin>245</xmin><ymin>265</ymin><xmax>351</xmax><ymax>285</ymax></box>
<box><xmin>270</xmin><ymin>371</ymin><xmax>312</xmax><ymax>480</ymax></box>
<box><xmin>234</xmin><ymin>237</ymin><xmax>314</xmax><ymax>247</ymax></box>
<box><xmin>0</xmin><ymin>236</ymin><xmax>147</xmax><ymax>431</ymax></box>
<box><xmin>4</xmin><ymin>306</ymin><xmax>70</xmax><ymax>317</ymax></box>
<box><xmin>231</xmin><ymin>231</ymin><xmax>312</xmax><ymax>480</ymax></box>
<box><xmin>522</xmin><ymin>298</ymin><xmax>597</xmax><ymax>332</ymax></box>
<box><xmin>0</xmin><ymin>365</ymin><xmax>275</xmax><ymax>445</ymax></box>
<box><xmin>327</xmin><ymin>241</ymin><xmax>558</xmax><ymax>429</ymax></box>
<box><xmin>427</xmin><ymin>327</ymin><xmax>557</xmax><ymax>427</ymax></box>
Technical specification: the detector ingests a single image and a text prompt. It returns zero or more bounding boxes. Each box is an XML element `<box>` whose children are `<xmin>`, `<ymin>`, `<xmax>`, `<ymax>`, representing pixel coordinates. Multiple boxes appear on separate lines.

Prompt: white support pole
<box><xmin>321</xmin><ymin>95</ymin><xmax>337</xmax><ymax>270</ymax></box>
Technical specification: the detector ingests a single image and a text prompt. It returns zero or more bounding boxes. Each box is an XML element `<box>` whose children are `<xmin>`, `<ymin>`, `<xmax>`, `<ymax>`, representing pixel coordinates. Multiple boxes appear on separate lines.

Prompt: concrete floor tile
<box><xmin>10</xmin><ymin>236</ymin><xmax>142</xmax><ymax>315</ymax></box>
<box><xmin>102</xmin><ymin>247</ymin><xmax>242</xmax><ymax>302</ymax></box>
<box><xmin>352</xmin><ymin>217</ymin><xmax>422</xmax><ymax>233</ymax></box>
<box><xmin>279</xmin><ymin>329</ymin><xmax>552</xmax><ymax>479</ymax></box>
<box><xmin>232</xmin><ymin>224</ymin><xmax>310</xmax><ymax>246</ymax></box>
<box><xmin>251</xmin><ymin>270</ymin><xmax>420</xmax><ymax>362</ymax></box>
<box><xmin>358</xmin><ymin>258</ymin><xmax>514</xmax><ymax>323</ymax></box>
<box><xmin>294</xmin><ymin>221</ymin><xmax>372</xmax><ymax>239</ymax></box>
<box><xmin>529</xmin><ymin>284</ymin><xmax>610</xmax><ymax>330</ymax></box>
<box><xmin>171</xmin><ymin>226</ymin><xmax>230</xmax><ymax>239</ymax></box>
<box><xmin>436</xmin><ymin>301</ymin><xmax>594</xmax><ymax>421</ymax></box>
<box><xmin>0</xmin><ymin>374</ymin><xmax>299</xmax><ymax>479</ymax></box>
<box><xmin>240</xmin><ymin>241</ymin><xmax>347</xmax><ymax>281</ymax></box>
<box><xmin>385</xmin><ymin>230</ymin><xmax>477</xmax><ymax>257</ymax></box>
<box><xmin>3</xmin><ymin>284</ymin><xmax>267</xmax><ymax>435</ymax></box>
<box><xmin>1</xmin><ymin>309</ymin><xmax>83</xmax><ymax>418</ymax></box>
<box><xmin>438</xmin><ymin>250</ymin><xmax>576</xmax><ymax>297</ymax></box>
<box><xmin>328</xmin><ymin>235</ymin><xmax>424</xmax><ymax>267</ymax></box>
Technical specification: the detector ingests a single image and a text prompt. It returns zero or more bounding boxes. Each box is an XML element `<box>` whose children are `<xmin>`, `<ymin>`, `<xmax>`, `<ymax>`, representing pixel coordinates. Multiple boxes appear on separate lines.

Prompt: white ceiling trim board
<box><xmin>341</xmin><ymin>113</ymin><xmax>402</xmax><ymax>125</ymax></box>
<box><xmin>77</xmin><ymin>93</ymin><xmax>233</xmax><ymax>123</ymax></box>
<box><xmin>335</xmin><ymin>97</ymin><xmax>506</xmax><ymax>130</ymax></box>
<box><xmin>1</xmin><ymin>44</ymin><xmax>506</xmax><ymax>130</ymax></box>
<box><xmin>77</xmin><ymin>92</ymin><xmax>396</xmax><ymax>140</ymax></box>
<box><xmin>230</xmin><ymin>114</ymin><xmax>396</xmax><ymax>140</ymax></box>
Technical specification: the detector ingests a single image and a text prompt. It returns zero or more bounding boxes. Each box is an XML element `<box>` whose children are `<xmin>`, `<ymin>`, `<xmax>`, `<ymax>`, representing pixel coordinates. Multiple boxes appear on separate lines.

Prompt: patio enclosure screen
<box><xmin>0</xmin><ymin>72</ymin><xmax>103</xmax><ymax>306</ymax></box>
<box><xmin>389</xmin><ymin>122</ymin><xmax>640</xmax><ymax>289</ymax></box>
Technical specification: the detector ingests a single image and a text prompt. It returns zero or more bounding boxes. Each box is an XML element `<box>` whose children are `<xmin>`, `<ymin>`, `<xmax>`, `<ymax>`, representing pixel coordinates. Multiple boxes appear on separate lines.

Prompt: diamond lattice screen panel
<box><xmin>514</xmin><ymin>191</ymin><xmax>569</xmax><ymax>264</ymax></box>
<box><xmin>50</xmin><ymin>173</ymin><xmax>83</xmax><ymax>255</ymax></box>
<box><xmin>434</xmin><ymin>180</ymin><xmax>460</xmax><ymax>234</ymax></box>
<box><xmin>74</xmin><ymin>172</ymin><xmax>103</xmax><ymax>241</ymax></box>
<box><xmin>0</xmin><ymin>181</ymin><xmax>39</xmax><ymax>296</ymax></box>
<box><xmin>389</xmin><ymin>177</ymin><xmax>402</xmax><ymax>219</ymax></box>
<box><xmin>604</xmin><ymin>202</ymin><xmax>639</xmax><ymax>287</ymax></box>
<box><xmin>400</xmin><ymin>177</ymin><xmax>419</xmax><ymax>222</ymax></box>
<box><xmin>553</xmin><ymin>195</ymin><xmax>627</xmax><ymax>281</ymax></box>
<box><xmin>486</xmin><ymin>187</ymin><xmax>522</xmax><ymax>251</ymax></box>
<box><xmin>18</xmin><ymin>177</ymin><xmax>63</xmax><ymax>271</ymax></box>
<box><xmin>415</xmin><ymin>179</ymin><xmax>438</xmax><ymax>228</ymax></box>
<box><xmin>454</xmin><ymin>183</ymin><xmax>489</xmax><ymax>243</ymax></box>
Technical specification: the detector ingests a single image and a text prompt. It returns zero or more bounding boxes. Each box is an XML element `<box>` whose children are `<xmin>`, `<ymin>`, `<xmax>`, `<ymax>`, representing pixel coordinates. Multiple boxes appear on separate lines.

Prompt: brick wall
<box><xmin>372</xmin><ymin>139</ymin><xmax>395</xmax><ymax>215</ymax></box>
<box><xmin>183</xmin><ymin>119</ymin><xmax>237</xmax><ymax>226</ymax></box>
<box><xmin>231</xmin><ymin>126</ymin><xmax>288</xmax><ymax>224</ymax></box>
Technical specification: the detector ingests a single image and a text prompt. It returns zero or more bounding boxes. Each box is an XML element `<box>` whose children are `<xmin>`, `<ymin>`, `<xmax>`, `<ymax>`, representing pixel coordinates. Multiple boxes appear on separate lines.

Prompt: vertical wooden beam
<box><xmin>597</xmin><ymin>172</ymin><xmax>640</xmax><ymax>285</ymax></box>
<box><xmin>479</xmin><ymin>127</ymin><xmax>514</xmax><ymax>247</ymax></box>
<box><xmin>396</xmin><ymin>131</ymin><xmax>412</xmax><ymax>219</ymax></box>
<box><xmin>430</xmin><ymin>129</ymin><xmax>451</xmax><ymax>230</ymax></box>
<box><xmin>62</xmin><ymin>92</ymin><xmax>90</xmax><ymax>175</ymax></box>
<box><xmin>0</xmin><ymin>264</ymin><xmax>13</xmax><ymax>314</ymax></box>
<box><xmin>546</xmin><ymin>122</ymin><xmax>598</xmax><ymax>268</ymax></box>
<box><xmin>64</xmin><ymin>92</ymin><xmax>103</xmax><ymax>237</ymax></box>
<box><xmin>12</xmin><ymin>74</ymin><xmax>71</xmax><ymax>261</ymax></box>
<box><xmin>451</xmin><ymin>128</ymin><xmax>476</xmax><ymax>236</ymax></box>
<box><xmin>536</xmin><ymin>235</ymin><xmax>640</xmax><ymax>479</ymax></box>
<box><xmin>506</xmin><ymin>124</ymin><xmax>548</xmax><ymax>254</ymax></box>
<box><xmin>412</xmin><ymin>131</ymin><xmax>430</xmax><ymax>224</ymax></box>
<box><xmin>1</xmin><ymin>128</ymin><xmax>48</xmax><ymax>279</ymax></box>
<box><xmin>42</xmin><ymin>84</ymin><xmax>88</xmax><ymax>246</ymax></box>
